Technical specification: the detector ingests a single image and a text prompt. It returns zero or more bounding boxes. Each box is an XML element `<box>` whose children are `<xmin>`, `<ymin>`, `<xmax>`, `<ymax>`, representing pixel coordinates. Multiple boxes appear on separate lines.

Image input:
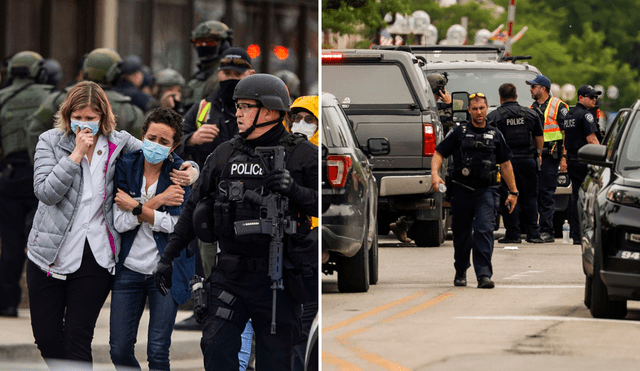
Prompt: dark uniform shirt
<box><xmin>176</xmin><ymin>88</ymin><xmax>237</xmax><ymax>167</ymax></box>
<box><xmin>162</xmin><ymin>123</ymin><xmax>318</xmax><ymax>260</ymax></box>
<box><xmin>486</xmin><ymin>101</ymin><xmax>543</xmax><ymax>158</ymax></box>
<box><xmin>563</xmin><ymin>103</ymin><xmax>599</xmax><ymax>157</ymax></box>
<box><xmin>115</xmin><ymin>79</ymin><xmax>154</xmax><ymax>113</ymax></box>
<box><xmin>437</xmin><ymin>122</ymin><xmax>512</xmax><ymax>163</ymax></box>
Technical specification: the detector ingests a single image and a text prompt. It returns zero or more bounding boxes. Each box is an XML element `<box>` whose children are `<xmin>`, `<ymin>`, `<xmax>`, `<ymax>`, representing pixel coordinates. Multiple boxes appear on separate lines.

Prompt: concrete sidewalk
<box><xmin>0</xmin><ymin>297</ymin><xmax>205</xmax><ymax>371</ymax></box>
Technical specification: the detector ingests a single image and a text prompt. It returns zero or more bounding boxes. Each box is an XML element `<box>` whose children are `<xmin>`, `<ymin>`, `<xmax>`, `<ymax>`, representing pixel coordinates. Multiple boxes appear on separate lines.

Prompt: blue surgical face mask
<box><xmin>142</xmin><ymin>139</ymin><xmax>171</xmax><ymax>164</ymax></box>
<box><xmin>70</xmin><ymin>119</ymin><xmax>100</xmax><ymax>136</ymax></box>
<box><xmin>291</xmin><ymin>120</ymin><xmax>317</xmax><ymax>138</ymax></box>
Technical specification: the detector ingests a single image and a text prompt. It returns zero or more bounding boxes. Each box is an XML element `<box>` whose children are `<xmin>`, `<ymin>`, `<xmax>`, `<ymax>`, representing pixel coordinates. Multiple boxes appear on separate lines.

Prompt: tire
<box><xmin>337</xmin><ymin>233</ymin><xmax>370</xmax><ymax>293</ymax></box>
<box><xmin>369</xmin><ymin>232</ymin><xmax>379</xmax><ymax>285</ymax></box>
<box><xmin>584</xmin><ymin>274</ymin><xmax>592</xmax><ymax>309</ymax></box>
<box><xmin>413</xmin><ymin>220</ymin><xmax>441</xmax><ymax>247</ymax></box>
<box><xmin>589</xmin><ymin>254</ymin><xmax>627</xmax><ymax>319</ymax></box>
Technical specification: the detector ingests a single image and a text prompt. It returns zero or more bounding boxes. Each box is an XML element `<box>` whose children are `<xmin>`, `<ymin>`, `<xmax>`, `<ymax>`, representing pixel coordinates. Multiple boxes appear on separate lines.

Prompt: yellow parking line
<box><xmin>382</xmin><ymin>292</ymin><xmax>455</xmax><ymax>323</ymax></box>
<box><xmin>323</xmin><ymin>291</ymin><xmax>427</xmax><ymax>333</ymax></box>
<box><xmin>335</xmin><ymin>327</ymin><xmax>412</xmax><ymax>371</ymax></box>
<box><xmin>323</xmin><ymin>351</ymin><xmax>363</xmax><ymax>370</ymax></box>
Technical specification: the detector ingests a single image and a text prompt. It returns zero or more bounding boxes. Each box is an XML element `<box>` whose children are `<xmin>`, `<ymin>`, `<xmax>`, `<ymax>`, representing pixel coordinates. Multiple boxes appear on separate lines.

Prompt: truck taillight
<box><xmin>322</xmin><ymin>53</ymin><xmax>343</xmax><ymax>63</ymax></box>
<box><xmin>423</xmin><ymin>123</ymin><xmax>436</xmax><ymax>156</ymax></box>
<box><xmin>326</xmin><ymin>155</ymin><xmax>352</xmax><ymax>188</ymax></box>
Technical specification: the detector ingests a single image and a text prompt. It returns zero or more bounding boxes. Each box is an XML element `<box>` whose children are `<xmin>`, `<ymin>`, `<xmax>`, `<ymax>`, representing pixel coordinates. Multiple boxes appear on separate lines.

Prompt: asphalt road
<box><xmin>322</xmin><ymin>232</ymin><xmax>640</xmax><ymax>371</ymax></box>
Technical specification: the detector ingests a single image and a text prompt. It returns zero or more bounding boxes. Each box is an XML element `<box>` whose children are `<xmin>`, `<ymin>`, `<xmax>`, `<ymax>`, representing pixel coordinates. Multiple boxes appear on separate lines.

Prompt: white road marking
<box><xmin>455</xmin><ymin>315</ymin><xmax>640</xmax><ymax>325</ymax></box>
<box><xmin>503</xmin><ymin>270</ymin><xmax>544</xmax><ymax>280</ymax></box>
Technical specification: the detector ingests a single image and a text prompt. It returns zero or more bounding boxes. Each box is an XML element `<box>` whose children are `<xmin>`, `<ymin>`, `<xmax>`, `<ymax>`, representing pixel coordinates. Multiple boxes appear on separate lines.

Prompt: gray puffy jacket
<box><xmin>27</xmin><ymin>129</ymin><xmax>140</xmax><ymax>266</ymax></box>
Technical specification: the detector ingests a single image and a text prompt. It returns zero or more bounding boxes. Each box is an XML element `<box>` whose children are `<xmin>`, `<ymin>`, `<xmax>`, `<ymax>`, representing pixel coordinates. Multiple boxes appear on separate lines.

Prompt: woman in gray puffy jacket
<box><xmin>25</xmin><ymin>81</ymin><xmax>196</xmax><ymax>368</ymax></box>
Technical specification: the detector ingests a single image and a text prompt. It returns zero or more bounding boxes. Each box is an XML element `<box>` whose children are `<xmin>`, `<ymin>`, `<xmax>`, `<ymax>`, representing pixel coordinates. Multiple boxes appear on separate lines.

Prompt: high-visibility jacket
<box><xmin>532</xmin><ymin>96</ymin><xmax>566</xmax><ymax>142</ymax></box>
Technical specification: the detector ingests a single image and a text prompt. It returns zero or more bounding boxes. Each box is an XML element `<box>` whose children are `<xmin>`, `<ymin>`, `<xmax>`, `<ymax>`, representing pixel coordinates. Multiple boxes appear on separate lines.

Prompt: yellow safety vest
<box><xmin>532</xmin><ymin>97</ymin><xmax>565</xmax><ymax>142</ymax></box>
<box><xmin>195</xmin><ymin>99</ymin><xmax>212</xmax><ymax>129</ymax></box>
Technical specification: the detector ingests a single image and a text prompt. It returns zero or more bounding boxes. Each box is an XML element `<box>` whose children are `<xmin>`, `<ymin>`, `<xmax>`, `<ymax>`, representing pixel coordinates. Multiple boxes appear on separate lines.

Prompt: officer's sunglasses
<box><xmin>235</xmin><ymin>102</ymin><xmax>261</xmax><ymax>111</ymax></box>
<box><xmin>220</xmin><ymin>58</ymin><xmax>252</xmax><ymax>69</ymax></box>
<box><xmin>469</xmin><ymin>92</ymin><xmax>486</xmax><ymax>99</ymax></box>
<box><xmin>292</xmin><ymin>114</ymin><xmax>317</xmax><ymax>124</ymax></box>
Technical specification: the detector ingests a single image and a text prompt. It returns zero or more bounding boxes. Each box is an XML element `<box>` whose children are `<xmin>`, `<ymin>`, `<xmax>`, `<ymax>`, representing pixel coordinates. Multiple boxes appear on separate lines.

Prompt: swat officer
<box><xmin>564</xmin><ymin>85</ymin><xmax>601</xmax><ymax>245</ymax></box>
<box><xmin>527</xmin><ymin>75</ymin><xmax>569</xmax><ymax>242</ymax></box>
<box><xmin>183</xmin><ymin>20</ymin><xmax>233</xmax><ymax>112</ymax></box>
<box><xmin>153</xmin><ymin>73</ymin><xmax>317</xmax><ymax>370</ymax></box>
<box><xmin>0</xmin><ymin>51</ymin><xmax>55</xmax><ymax>317</ymax></box>
<box><xmin>115</xmin><ymin>54</ymin><xmax>155</xmax><ymax>112</ymax></box>
<box><xmin>152</xmin><ymin>68</ymin><xmax>186</xmax><ymax>115</ymax></box>
<box><xmin>27</xmin><ymin>48</ymin><xmax>146</xmax><ymax>159</ymax></box>
<box><xmin>487</xmin><ymin>83</ymin><xmax>544</xmax><ymax>244</ymax></box>
<box><xmin>432</xmin><ymin>92</ymin><xmax>518</xmax><ymax>289</ymax></box>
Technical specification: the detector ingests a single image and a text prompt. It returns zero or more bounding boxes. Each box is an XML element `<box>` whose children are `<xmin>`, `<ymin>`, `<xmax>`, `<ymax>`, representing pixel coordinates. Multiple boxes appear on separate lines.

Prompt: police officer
<box><xmin>183</xmin><ymin>20</ymin><xmax>233</xmax><ymax>112</ymax></box>
<box><xmin>487</xmin><ymin>83</ymin><xmax>544</xmax><ymax>244</ymax></box>
<box><xmin>152</xmin><ymin>68</ymin><xmax>186</xmax><ymax>115</ymax></box>
<box><xmin>527</xmin><ymin>75</ymin><xmax>569</xmax><ymax>242</ymax></box>
<box><xmin>153</xmin><ymin>74</ymin><xmax>317</xmax><ymax>370</ymax></box>
<box><xmin>0</xmin><ymin>51</ymin><xmax>55</xmax><ymax>317</ymax></box>
<box><xmin>432</xmin><ymin>92</ymin><xmax>518</xmax><ymax>289</ymax></box>
<box><xmin>27</xmin><ymin>48</ymin><xmax>146</xmax><ymax>159</ymax></box>
<box><xmin>115</xmin><ymin>54</ymin><xmax>155</xmax><ymax>112</ymax></box>
<box><xmin>564</xmin><ymin>85</ymin><xmax>601</xmax><ymax>245</ymax></box>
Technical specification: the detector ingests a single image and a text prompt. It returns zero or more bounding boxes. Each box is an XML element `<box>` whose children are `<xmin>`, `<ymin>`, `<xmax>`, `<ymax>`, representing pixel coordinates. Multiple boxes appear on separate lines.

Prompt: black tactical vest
<box><xmin>497</xmin><ymin>105</ymin><xmax>532</xmax><ymax>157</ymax></box>
<box><xmin>453</xmin><ymin>124</ymin><xmax>500</xmax><ymax>189</ymax></box>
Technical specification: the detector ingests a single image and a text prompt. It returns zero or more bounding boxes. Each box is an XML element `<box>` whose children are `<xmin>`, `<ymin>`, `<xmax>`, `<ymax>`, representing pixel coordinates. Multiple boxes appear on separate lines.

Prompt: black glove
<box><xmin>264</xmin><ymin>169</ymin><xmax>296</xmax><ymax>195</ymax></box>
<box><xmin>153</xmin><ymin>257</ymin><xmax>173</xmax><ymax>296</ymax></box>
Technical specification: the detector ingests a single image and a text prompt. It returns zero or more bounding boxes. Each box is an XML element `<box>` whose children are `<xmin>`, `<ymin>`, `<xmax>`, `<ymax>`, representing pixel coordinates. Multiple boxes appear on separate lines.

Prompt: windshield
<box><xmin>323</xmin><ymin>64</ymin><xmax>415</xmax><ymax>106</ymax></box>
<box><xmin>619</xmin><ymin>113</ymin><xmax>640</xmax><ymax>179</ymax></box>
<box><xmin>425</xmin><ymin>69</ymin><xmax>539</xmax><ymax>108</ymax></box>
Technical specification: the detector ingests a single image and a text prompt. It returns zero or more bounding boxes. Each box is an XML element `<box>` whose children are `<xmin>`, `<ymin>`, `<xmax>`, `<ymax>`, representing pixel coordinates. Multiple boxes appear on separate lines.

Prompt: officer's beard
<box><xmin>219</xmin><ymin>79</ymin><xmax>239</xmax><ymax>106</ymax></box>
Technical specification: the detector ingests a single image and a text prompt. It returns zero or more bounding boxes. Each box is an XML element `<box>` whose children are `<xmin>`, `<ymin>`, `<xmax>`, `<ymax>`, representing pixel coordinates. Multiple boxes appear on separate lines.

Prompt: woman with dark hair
<box><xmin>109</xmin><ymin>107</ymin><xmax>194</xmax><ymax>371</ymax></box>
<box><xmin>26</xmin><ymin>81</ymin><xmax>197</xmax><ymax>368</ymax></box>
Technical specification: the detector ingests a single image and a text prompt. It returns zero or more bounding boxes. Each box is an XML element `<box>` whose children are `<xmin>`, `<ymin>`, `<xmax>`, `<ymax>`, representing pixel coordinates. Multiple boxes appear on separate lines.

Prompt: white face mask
<box><xmin>291</xmin><ymin>120</ymin><xmax>317</xmax><ymax>138</ymax></box>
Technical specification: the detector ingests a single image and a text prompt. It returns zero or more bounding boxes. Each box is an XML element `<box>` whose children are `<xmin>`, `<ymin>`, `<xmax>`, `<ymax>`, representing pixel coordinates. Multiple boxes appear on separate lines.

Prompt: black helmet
<box><xmin>83</xmin><ymin>48</ymin><xmax>123</xmax><ymax>85</ymax></box>
<box><xmin>8</xmin><ymin>51</ymin><xmax>46</xmax><ymax>82</ymax></box>
<box><xmin>42</xmin><ymin>58</ymin><xmax>64</xmax><ymax>86</ymax></box>
<box><xmin>233</xmin><ymin>73</ymin><xmax>291</xmax><ymax>112</ymax></box>
<box><xmin>191</xmin><ymin>20</ymin><xmax>233</xmax><ymax>63</ymax></box>
<box><xmin>427</xmin><ymin>73</ymin><xmax>447</xmax><ymax>93</ymax></box>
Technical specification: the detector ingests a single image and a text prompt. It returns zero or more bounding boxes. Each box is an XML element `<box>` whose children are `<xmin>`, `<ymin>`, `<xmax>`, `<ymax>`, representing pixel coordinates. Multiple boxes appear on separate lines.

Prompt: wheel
<box><xmin>584</xmin><ymin>274</ymin><xmax>592</xmax><ymax>309</ymax></box>
<box><xmin>337</xmin><ymin>232</ymin><xmax>370</xmax><ymax>293</ymax></box>
<box><xmin>369</xmin><ymin>232</ymin><xmax>379</xmax><ymax>285</ymax></box>
<box><xmin>413</xmin><ymin>220</ymin><xmax>441</xmax><ymax>247</ymax></box>
<box><xmin>589</xmin><ymin>254</ymin><xmax>627</xmax><ymax>319</ymax></box>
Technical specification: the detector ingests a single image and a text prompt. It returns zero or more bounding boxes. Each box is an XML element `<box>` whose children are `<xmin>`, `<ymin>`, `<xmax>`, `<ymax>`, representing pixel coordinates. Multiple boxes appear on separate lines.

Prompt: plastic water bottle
<box><xmin>438</xmin><ymin>183</ymin><xmax>447</xmax><ymax>193</ymax></box>
<box><xmin>562</xmin><ymin>220</ymin><xmax>570</xmax><ymax>244</ymax></box>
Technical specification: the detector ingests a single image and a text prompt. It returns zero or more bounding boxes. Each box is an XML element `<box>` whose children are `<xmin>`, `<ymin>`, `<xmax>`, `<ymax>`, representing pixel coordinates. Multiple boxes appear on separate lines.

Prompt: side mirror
<box><xmin>451</xmin><ymin>91</ymin><xmax>469</xmax><ymax>123</ymax></box>
<box><xmin>578</xmin><ymin>144</ymin><xmax>612</xmax><ymax>167</ymax></box>
<box><xmin>366</xmin><ymin>138</ymin><xmax>390</xmax><ymax>156</ymax></box>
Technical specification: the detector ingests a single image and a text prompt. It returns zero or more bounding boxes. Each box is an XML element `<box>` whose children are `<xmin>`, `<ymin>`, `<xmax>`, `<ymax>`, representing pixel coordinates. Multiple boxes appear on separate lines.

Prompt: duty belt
<box><xmin>242</xmin><ymin>256</ymin><xmax>269</xmax><ymax>272</ymax></box>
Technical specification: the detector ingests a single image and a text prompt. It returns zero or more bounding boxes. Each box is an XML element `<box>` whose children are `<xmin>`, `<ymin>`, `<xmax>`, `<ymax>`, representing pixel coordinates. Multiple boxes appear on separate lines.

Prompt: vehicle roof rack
<box><xmin>501</xmin><ymin>55</ymin><xmax>532</xmax><ymax>63</ymax></box>
<box><xmin>372</xmin><ymin>44</ymin><xmax>506</xmax><ymax>62</ymax></box>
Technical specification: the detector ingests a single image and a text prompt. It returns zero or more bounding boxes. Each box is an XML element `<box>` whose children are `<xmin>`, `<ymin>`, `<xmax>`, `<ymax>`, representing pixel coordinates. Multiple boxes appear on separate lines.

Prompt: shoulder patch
<box><xmin>585</xmin><ymin>113</ymin><xmax>594</xmax><ymax>123</ymax></box>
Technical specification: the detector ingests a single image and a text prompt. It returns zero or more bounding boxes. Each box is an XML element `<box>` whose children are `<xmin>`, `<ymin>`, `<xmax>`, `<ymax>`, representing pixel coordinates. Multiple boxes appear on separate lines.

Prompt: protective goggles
<box><xmin>220</xmin><ymin>57</ymin><xmax>252</xmax><ymax>69</ymax></box>
<box><xmin>192</xmin><ymin>38</ymin><xmax>219</xmax><ymax>47</ymax></box>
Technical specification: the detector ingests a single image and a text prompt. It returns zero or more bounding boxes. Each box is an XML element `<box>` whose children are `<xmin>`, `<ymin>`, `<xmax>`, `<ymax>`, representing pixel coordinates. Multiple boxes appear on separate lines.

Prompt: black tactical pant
<box><xmin>202</xmin><ymin>257</ymin><xmax>301</xmax><ymax>371</ymax></box>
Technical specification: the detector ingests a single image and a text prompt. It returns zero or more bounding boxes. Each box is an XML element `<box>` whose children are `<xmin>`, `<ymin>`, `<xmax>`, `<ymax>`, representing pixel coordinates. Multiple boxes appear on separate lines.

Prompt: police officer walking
<box><xmin>432</xmin><ymin>92</ymin><xmax>518</xmax><ymax>289</ymax></box>
<box><xmin>0</xmin><ymin>51</ymin><xmax>55</xmax><ymax>317</ymax></box>
<box><xmin>153</xmin><ymin>74</ymin><xmax>317</xmax><ymax>370</ymax></box>
<box><xmin>487</xmin><ymin>83</ymin><xmax>544</xmax><ymax>244</ymax></box>
<box><xmin>527</xmin><ymin>75</ymin><xmax>569</xmax><ymax>242</ymax></box>
<box><xmin>564</xmin><ymin>85</ymin><xmax>601</xmax><ymax>244</ymax></box>
<box><xmin>183</xmin><ymin>20</ymin><xmax>233</xmax><ymax>112</ymax></box>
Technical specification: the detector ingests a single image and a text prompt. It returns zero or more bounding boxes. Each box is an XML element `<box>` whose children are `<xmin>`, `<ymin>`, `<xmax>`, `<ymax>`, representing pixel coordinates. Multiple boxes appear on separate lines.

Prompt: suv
<box><xmin>376</xmin><ymin>45</ymin><xmax>572</xmax><ymax>237</ymax></box>
<box><xmin>579</xmin><ymin>102</ymin><xmax>639</xmax><ymax>319</ymax></box>
<box><xmin>322</xmin><ymin>92</ymin><xmax>389</xmax><ymax>292</ymax></box>
<box><xmin>322</xmin><ymin>49</ymin><xmax>447</xmax><ymax>247</ymax></box>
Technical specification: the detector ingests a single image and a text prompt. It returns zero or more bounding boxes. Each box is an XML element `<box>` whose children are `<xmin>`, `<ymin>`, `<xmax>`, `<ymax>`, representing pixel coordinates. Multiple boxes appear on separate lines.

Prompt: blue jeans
<box><xmin>451</xmin><ymin>185</ymin><xmax>500</xmax><ymax>279</ymax></box>
<box><xmin>109</xmin><ymin>266</ymin><xmax>179</xmax><ymax>371</ymax></box>
<box><xmin>239</xmin><ymin>320</ymin><xmax>254</xmax><ymax>371</ymax></box>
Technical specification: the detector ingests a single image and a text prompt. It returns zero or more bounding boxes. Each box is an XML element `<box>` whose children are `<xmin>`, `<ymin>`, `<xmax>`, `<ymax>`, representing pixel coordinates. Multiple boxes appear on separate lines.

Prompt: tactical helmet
<box><xmin>233</xmin><ymin>74</ymin><xmax>291</xmax><ymax>112</ymax></box>
<box><xmin>8</xmin><ymin>51</ymin><xmax>46</xmax><ymax>82</ymax></box>
<box><xmin>42</xmin><ymin>58</ymin><xmax>64</xmax><ymax>86</ymax></box>
<box><xmin>83</xmin><ymin>48</ymin><xmax>123</xmax><ymax>85</ymax></box>
<box><xmin>273</xmin><ymin>70</ymin><xmax>300</xmax><ymax>100</ymax></box>
<box><xmin>155</xmin><ymin>69</ymin><xmax>185</xmax><ymax>88</ymax></box>
<box><xmin>191</xmin><ymin>20</ymin><xmax>233</xmax><ymax>62</ymax></box>
<box><xmin>121</xmin><ymin>55</ymin><xmax>143</xmax><ymax>75</ymax></box>
<box><xmin>427</xmin><ymin>73</ymin><xmax>447</xmax><ymax>93</ymax></box>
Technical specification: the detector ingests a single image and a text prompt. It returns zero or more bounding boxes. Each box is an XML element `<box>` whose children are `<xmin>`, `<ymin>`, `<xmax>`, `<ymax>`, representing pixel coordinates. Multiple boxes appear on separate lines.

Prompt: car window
<box><xmin>323</xmin><ymin>64</ymin><xmax>415</xmax><ymax>105</ymax></box>
<box><xmin>619</xmin><ymin>113</ymin><xmax>640</xmax><ymax>178</ymax></box>
<box><xmin>604</xmin><ymin>110</ymin><xmax>629</xmax><ymax>160</ymax></box>
<box><xmin>425</xmin><ymin>69</ymin><xmax>538</xmax><ymax>107</ymax></box>
<box><xmin>322</xmin><ymin>105</ymin><xmax>353</xmax><ymax>148</ymax></box>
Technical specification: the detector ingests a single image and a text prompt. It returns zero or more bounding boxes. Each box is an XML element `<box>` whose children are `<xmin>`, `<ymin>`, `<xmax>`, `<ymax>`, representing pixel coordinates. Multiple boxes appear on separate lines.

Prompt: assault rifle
<box><xmin>233</xmin><ymin>146</ymin><xmax>296</xmax><ymax>334</ymax></box>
